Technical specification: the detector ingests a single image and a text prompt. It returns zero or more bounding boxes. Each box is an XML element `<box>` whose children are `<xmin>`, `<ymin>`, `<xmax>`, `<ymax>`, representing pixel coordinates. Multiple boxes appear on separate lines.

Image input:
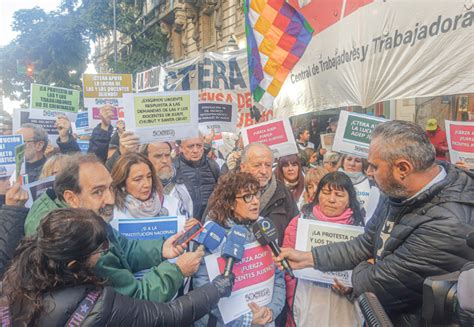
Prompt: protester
<box><xmin>303</xmin><ymin>148</ymin><xmax>318</xmax><ymax>169</ymax></box>
<box><xmin>295</xmin><ymin>127</ymin><xmax>314</xmax><ymax>150</ymax></box>
<box><xmin>425</xmin><ymin>118</ymin><xmax>449</xmax><ymax>161</ymax></box>
<box><xmin>39</xmin><ymin>153</ymin><xmax>68</xmax><ymax>179</ymax></box>
<box><xmin>274</xmin><ymin>154</ymin><xmax>305</xmax><ymax>203</ymax></box>
<box><xmin>23</xmin><ymin>153</ymin><xmax>203</xmax><ymax>303</ymax></box>
<box><xmin>339</xmin><ymin>154</ymin><xmax>379</xmax><ymax>219</ymax></box>
<box><xmin>239</xmin><ymin>143</ymin><xmax>299</xmax><ymax>245</ymax></box>
<box><xmin>0</xmin><ymin>183</ymin><xmax>29</xmax><ymax>276</ymax></box>
<box><xmin>55</xmin><ymin>115</ymin><xmax>80</xmax><ymax>154</ymax></box>
<box><xmin>297</xmin><ymin>166</ymin><xmax>328</xmax><ymax>209</ymax></box>
<box><xmin>322</xmin><ymin>151</ymin><xmax>341</xmax><ymax>172</ymax></box>
<box><xmin>1</xmin><ymin>208</ymin><xmax>235</xmax><ymax>326</ymax></box>
<box><xmin>194</xmin><ymin>172</ymin><xmax>285</xmax><ymax>327</ymax></box>
<box><xmin>274</xmin><ymin>120</ymin><xmax>474</xmax><ymax>325</ymax></box>
<box><xmin>140</xmin><ymin>141</ymin><xmax>193</xmax><ymax>218</ymax></box>
<box><xmin>174</xmin><ymin>136</ymin><xmax>220</xmax><ymax>221</ymax></box>
<box><xmin>15</xmin><ymin>123</ymin><xmax>49</xmax><ymax>183</ymax></box>
<box><xmin>283</xmin><ymin>172</ymin><xmax>363</xmax><ymax>327</ymax></box>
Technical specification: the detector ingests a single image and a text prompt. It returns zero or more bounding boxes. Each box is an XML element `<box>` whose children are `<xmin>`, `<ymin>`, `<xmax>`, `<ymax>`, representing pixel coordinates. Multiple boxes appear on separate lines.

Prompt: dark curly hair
<box><xmin>1</xmin><ymin>208</ymin><xmax>108</xmax><ymax>325</ymax></box>
<box><xmin>207</xmin><ymin>171</ymin><xmax>260</xmax><ymax>226</ymax></box>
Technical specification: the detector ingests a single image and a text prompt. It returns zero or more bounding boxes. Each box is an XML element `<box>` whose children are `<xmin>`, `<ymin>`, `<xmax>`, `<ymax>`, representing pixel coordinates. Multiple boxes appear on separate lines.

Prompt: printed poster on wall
<box><xmin>123</xmin><ymin>90</ymin><xmax>199</xmax><ymax>143</ymax></box>
<box><xmin>198</xmin><ymin>101</ymin><xmax>237</xmax><ymax>134</ymax></box>
<box><xmin>0</xmin><ymin>135</ymin><xmax>23</xmax><ymax>178</ymax></box>
<box><xmin>205</xmin><ymin>242</ymin><xmax>275</xmax><ymax>324</ymax></box>
<box><xmin>112</xmin><ymin>216</ymin><xmax>184</xmax><ymax>240</ymax></box>
<box><xmin>83</xmin><ymin>73</ymin><xmax>132</xmax><ymax>128</ymax></box>
<box><xmin>294</xmin><ymin>219</ymin><xmax>364</xmax><ymax>287</ymax></box>
<box><xmin>241</xmin><ymin>118</ymin><xmax>298</xmax><ymax>158</ymax></box>
<box><xmin>13</xmin><ymin>109</ymin><xmax>59</xmax><ymax>146</ymax></box>
<box><xmin>445</xmin><ymin>120</ymin><xmax>474</xmax><ymax>169</ymax></box>
<box><xmin>30</xmin><ymin>84</ymin><xmax>80</xmax><ymax>121</ymax></box>
<box><xmin>332</xmin><ymin>111</ymin><xmax>387</xmax><ymax>158</ymax></box>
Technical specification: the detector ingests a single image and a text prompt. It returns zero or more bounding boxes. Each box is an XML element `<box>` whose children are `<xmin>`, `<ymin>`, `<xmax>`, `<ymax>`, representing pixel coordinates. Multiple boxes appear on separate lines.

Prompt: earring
<box><xmin>67</xmin><ymin>260</ymin><xmax>79</xmax><ymax>270</ymax></box>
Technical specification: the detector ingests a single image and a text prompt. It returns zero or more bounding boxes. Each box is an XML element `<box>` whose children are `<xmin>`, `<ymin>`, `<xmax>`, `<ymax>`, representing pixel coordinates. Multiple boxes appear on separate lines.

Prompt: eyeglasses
<box><xmin>236</xmin><ymin>192</ymin><xmax>261</xmax><ymax>203</ymax></box>
<box><xmin>90</xmin><ymin>239</ymin><xmax>110</xmax><ymax>256</ymax></box>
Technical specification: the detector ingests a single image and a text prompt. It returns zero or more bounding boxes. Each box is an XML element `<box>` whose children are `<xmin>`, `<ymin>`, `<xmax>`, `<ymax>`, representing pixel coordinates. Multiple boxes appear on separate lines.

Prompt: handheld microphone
<box><xmin>195</xmin><ymin>221</ymin><xmax>227</xmax><ymax>251</ymax></box>
<box><xmin>252</xmin><ymin>218</ymin><xmax>295</xmax><ymax>279</ymax></box>
<box><xmin>221</xmin><ymin>225</ymin><xmax>247</xmax><ymax>277</ymax></box>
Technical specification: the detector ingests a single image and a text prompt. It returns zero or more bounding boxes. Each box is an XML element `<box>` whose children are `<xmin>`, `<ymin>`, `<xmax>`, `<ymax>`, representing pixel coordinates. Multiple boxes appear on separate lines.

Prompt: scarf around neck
<box><xmin>341</xmin><ymin>169</ymin><xmax>367</xmax><ymax>185</ymax></box>
<box><xmin>259</xmin><ymin>177</ymin><xmax>277</xmax><ymax>213</ymax></box>
<box><xmin>124</xmin><ymin>191</ymin><xmax>169</xmax><ymax>218</ymax></box>
<box><xmin>312</xmin><ymin>204</ymin><xmax>353</xmax><ymax>225</ymax></box>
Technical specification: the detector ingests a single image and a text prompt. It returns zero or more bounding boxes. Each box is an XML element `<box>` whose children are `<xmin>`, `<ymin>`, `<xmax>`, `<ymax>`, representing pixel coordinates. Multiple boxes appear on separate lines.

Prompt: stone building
<box><xmin>94</xmin><ymin>0</ymin><xmax>246</xmax><ymax>72</ymax></box>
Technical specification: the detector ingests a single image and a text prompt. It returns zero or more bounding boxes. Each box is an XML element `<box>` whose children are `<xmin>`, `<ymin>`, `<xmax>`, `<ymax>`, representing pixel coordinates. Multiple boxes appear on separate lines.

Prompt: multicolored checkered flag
<box><xmin>245</xmin><ymin>0</ymin><xmax>314</xmax><ymax>109</ymax></box>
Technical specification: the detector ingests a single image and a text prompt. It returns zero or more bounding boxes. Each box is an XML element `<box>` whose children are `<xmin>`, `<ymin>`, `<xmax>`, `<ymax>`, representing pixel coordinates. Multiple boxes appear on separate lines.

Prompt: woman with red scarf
<box><xmin>283</xmin><ymin>171</ymin><xmax>364</xmax><ymax>327</ymax></box>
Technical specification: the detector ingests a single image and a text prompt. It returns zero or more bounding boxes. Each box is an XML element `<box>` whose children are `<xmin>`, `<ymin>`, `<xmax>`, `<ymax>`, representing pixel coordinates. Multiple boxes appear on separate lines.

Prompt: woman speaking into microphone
<box><xmin>193</xmin><ymin>172</ymin><xmax>285</xmax><ymax>327</ymax></box>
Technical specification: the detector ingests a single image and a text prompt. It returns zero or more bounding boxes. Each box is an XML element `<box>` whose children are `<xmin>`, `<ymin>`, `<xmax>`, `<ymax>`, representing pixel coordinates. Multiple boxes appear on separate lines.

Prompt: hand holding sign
<box><xmin>55</xmin><ymin>116</ymin><xmax>72</xmax><ymax>143</ymax></box>
<box><xmin>99</xmin><ymin>105</ymin><xmax>115</xmax><ymax>129</ymax></box>
<box><xmin>5</xmin><ymin>182</ymin><xmax>29</xmax><ymax>207</ymax></box>
<box><xmin>119</xmin><ymin>131</ymin><xmax>140</xmax><ymax>154</ymax></box>
<box><xmin>249</xmin><ymin>302</ymin><xmax>273</xmax><ymax>325</ymax></box>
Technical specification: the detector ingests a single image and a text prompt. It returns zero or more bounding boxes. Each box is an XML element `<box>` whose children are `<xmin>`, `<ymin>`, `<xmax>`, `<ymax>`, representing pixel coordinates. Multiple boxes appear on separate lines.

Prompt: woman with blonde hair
<box><xmin>39</xmin><ymin>153</ymin><xmax>68</xmax><ymax>179</ymax></box>
<box><xmin>297</xmin><ymin>166</ymin><xmax>328</xmax><ymax>209</ymax></box>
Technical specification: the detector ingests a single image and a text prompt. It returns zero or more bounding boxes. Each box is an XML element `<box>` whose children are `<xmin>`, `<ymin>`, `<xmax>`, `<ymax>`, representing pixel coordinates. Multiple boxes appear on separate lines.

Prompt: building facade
<box><xmin>94</xmin><ymin>0</ymin><xmax>246</xmax><ymax>73</ymax></box>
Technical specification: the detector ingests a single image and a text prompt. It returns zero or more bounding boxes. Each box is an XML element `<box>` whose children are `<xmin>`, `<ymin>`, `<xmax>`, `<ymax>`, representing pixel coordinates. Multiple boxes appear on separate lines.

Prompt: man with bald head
<box><xmin>240</xmin><ymin>143</ymin><xmax>299</xmax><ymax>245</ymax></box>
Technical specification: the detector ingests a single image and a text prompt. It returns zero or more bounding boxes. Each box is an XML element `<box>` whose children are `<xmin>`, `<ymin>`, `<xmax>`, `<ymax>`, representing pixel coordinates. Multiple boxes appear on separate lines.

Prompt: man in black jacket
<box><xmin>16</xmin><ymin>123</ymin><xmax>49</xmax><ymax>183</ymax></box>
<box><xmin>174</xmin><ymin>136</ymin><xmax>220</xmax><ymax>221</ymax></box>
<box><xmin>275</xmin><ymin>120</ymin><xmax>474</xmax><ymax>325</ymax></box>
<box><xmin>240</xmin><ymin>143</ymin><xmax>299</xmax><ymax>245</ymax></box>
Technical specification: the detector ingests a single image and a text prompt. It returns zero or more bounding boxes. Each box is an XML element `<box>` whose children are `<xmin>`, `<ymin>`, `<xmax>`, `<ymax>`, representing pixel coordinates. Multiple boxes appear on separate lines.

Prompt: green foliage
<box><xmin>1</xmin><ymin>7</ymin><xmax>89</xmax><ymax>105</ymax></box>
<box><xmin>1</xmin><ymin>0</ymin><xmax>168</xmax><ymax>104</ymax></box>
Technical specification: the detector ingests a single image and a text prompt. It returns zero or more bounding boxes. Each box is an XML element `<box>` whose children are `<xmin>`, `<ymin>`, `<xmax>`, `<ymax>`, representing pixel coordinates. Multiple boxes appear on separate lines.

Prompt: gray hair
<box><xmin>371</xmin><ymin>120</ymin><xmax>436</xmax><ymax>171</ymax></box>
<box><xmin>21</xmin><ymin>123</ymin><xmax>49</xmax><ymax>152</ymax></box>
<box><xmin>241</xmin><ymin>142</ymin><xmax>273</xmax><ymax>163</ymax></box>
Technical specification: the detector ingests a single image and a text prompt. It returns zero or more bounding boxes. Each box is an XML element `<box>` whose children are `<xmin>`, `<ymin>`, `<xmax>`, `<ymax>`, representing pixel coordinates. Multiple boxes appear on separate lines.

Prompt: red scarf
<box><xmin>312</xmin><ymin>205</ymin><xmax>354</xmax><ymax>225</ymax></box>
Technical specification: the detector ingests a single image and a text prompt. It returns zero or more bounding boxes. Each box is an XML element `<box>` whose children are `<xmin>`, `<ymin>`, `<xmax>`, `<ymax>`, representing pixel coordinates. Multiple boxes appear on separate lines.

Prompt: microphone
<box><xmin>195</xmin><ymin>221</ymin><xmax>227</xmax><ymax>251</ymax></box>
<box><xmin>221</xmin><ymin>225</ymin><xmax>247</xmax><ymax>277</ymax></box>
<box><xmin>252</xmin><ymin>218</ymin><xmax>295</xmax><ymax>279</ymax></box>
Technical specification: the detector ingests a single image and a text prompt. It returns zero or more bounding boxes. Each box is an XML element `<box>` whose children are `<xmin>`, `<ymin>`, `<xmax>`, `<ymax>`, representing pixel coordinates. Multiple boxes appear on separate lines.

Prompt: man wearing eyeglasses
<box><xmin>15</xmin><ymin>123</ymin><xmax>49</xmax><ymax>183</ymax></box>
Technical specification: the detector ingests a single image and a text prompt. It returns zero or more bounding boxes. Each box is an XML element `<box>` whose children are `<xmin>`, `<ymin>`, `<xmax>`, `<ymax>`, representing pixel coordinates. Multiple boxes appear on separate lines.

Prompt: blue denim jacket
<box><xmin>193</xmin><ymin>218</ymin><xmax>286</xmax><ymax>327</ymax></box>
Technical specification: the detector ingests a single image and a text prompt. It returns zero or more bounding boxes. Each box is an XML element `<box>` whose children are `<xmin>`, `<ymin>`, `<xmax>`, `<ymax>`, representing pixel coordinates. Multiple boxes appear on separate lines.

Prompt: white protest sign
<box><xmin>123</xmin><ymin>90</ymin><xmax>199</xmax><ymax>143</ymax></box>
<box><xmin>13</xmin><ymin>109</ymin><xmax>59</xmax><ymax>146</ymax></box>
<box><xmin>241</xmin><ymin>118</ymin><xmax>298</xmax><ymax>158</ymax></box>
<box><xmin>111</xmin><ymin>216</ymin><xmax>184</xmax><ymax>240</ymax></box>
<box><xmin>23</xmin><ymin>176</ymin><xmax>55</xmax><ymax>208</ymax></box>
<box><xmin>332</xmin><ymin>111</ymin><xmax>387</xmax><ymax>158</ymax></box>
<box><xmin>198</xmin><ymin>101</ymin><xmax>237</xmax><ymax>135</ymax></box>
<box><xmin>445</xmin><ymin>120</ymin><xmax>474</xmax><ymax>169</ymax></box>
<box><xmin>294</xmin><ymin>219</ymin><xmax>364</xmax><ymax>287</ymax></box>
<box><xmin>0</xmin><ymin>135</ymin><xmax>23</xmax><ymax>178</ymax></box>
<box><xmin>205</xmin><ymin>241</ymin><xmax>275</xmax><ymax>324</ymax></box>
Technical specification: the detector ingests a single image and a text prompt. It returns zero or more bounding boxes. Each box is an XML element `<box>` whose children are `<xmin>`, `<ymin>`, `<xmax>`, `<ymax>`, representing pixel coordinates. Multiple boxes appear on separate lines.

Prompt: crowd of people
<box><xmin>0</xmin><ymin>106</ymin><xmax>473</xmax><ymax>326</ymax></box>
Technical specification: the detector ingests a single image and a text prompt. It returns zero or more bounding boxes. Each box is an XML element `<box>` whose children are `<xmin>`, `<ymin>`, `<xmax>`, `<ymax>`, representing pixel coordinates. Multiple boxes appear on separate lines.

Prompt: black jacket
<box><xmin>261</xmin><ymin>180</ymin><xmax>299</xmax><ymax>245</ymax></box>
<box><xmin>12</xmin><ymin>282</ymin><xmax>222</xmax><ymax>326</ymax></box>
<box><xmin>174</xmin><ymin>154</ymin><xmax>220</xmax><ymax>220</ymax></box>
<box><xmin>25</xmin><ymin>156</ymin><xmax>47</xmax><ymax>183</ymax></box>
<box><xmin>312</xmin><ymin>163</ymin><xmax>474</xmax><ymax>325</ymax></box>
<box><xmin>0</xmin><ymin>206</ymin><xmax>28</xmax><ymax>276</ymax></box>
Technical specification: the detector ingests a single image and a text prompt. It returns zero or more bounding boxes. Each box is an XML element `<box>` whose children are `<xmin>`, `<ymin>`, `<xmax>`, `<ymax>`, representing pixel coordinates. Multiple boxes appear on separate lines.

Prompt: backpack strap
<box><xmin>65</xmin><ymin>289</ymin><xmax>102</xmax><ymax>327</ymax></box>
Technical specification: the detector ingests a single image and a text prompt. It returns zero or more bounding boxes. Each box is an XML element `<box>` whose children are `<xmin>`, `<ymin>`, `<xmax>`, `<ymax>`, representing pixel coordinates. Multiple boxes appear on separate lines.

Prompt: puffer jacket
<box><xmin>9</xmin><ymin>282</ymin><xmax>222</xmax><ymax>326</ymax></box>
<box><xmin>0</xmin><ymin>206</ymin><xmax>28</xmax><ymax>276</ymax></box>
<box><xmin>312</xmin><ymin>162</ymin><xmax>474</xmax><ymax>325</ymax></box>
<box><xmin>174</xmin><ymin>154</ymin><xmax>220</xmax><ymax>220</ymax></box>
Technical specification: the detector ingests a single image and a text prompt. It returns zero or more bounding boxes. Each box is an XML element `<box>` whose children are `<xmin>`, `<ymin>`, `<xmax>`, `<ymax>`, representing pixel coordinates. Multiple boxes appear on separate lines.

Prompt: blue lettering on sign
<box><xmin>119</xmin><ymin>219</ymin><xmax>178</xmax><ymax>240</ymax></box>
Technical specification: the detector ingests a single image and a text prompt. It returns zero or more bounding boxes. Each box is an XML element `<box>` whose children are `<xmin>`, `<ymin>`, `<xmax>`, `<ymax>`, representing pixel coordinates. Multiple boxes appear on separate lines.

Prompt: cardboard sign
<box><xmin>198</xmin><ymin>102</ymin><xmax>237</xmax><ymax>134</ymax></box>
<box><xmin>24</xmin><ymin>176</ymin><xmax>55</xmax><ymax>208</ymax></box>
<box><xmin>241</xmin><ymin>118</ymin><xmax>298</xmax><ymax>158</ymax></box>
<box><xmin>0</xmin><ymin>135</ymin><xmax>23</xmax><ymax>178</ymax></box>
<box><xmin>294</xmin><ymin>219</ymin><xmax>364</xmax><ymax>287</ymax></box>
<box><xmin>15</xmin><ymin>143</ymin><xmax>26</xmax><ymax>181</ymax></box>
<box><xmin>123</xmin><ymin>90</ymin><xmax>199</xmax><ymax>143</ymax></box>
<box><xmin>320</xmin><ymin>133</ymin><xmax>335</xmax><ymax>152</ymax></box>
<box><xmin>332</xmin><ymin>111</ymin><xmax>387</xmax><ymax>158</ymax></box>
<box><xmin>13</xmin><ymin>109</ymin><xmax>59</xmax><ymax>146</ymax></box>
<box><xmin>445</xmin><ymin>120</ymin><xmax>474</xmax><ymax>169</ymax></box>
<box><xmin>83</xmin><ymin>74</ymin><xmax>132</xmax><ymax>98</ymax></box>
<box><xmin>113</xmin><ymin>216</ymin><xmax>184</xmax><ymax>240</ymax></box>
<box><xmin>30</xmin><ymin>84</ymin><xmax>80</xmax><ymax>120</ymax></box>
<box><xmin>205</xmin><ymin>242</ymin><xmax>275</xmax><ymax>324</ymax></box>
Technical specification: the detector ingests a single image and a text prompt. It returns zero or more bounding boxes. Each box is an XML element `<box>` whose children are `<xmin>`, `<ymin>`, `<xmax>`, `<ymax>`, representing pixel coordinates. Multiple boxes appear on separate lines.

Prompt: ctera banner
<box><xmin>273</xmin><ymin>0</ymin><xmax>474</xmax><ymax>117</ymax></box>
